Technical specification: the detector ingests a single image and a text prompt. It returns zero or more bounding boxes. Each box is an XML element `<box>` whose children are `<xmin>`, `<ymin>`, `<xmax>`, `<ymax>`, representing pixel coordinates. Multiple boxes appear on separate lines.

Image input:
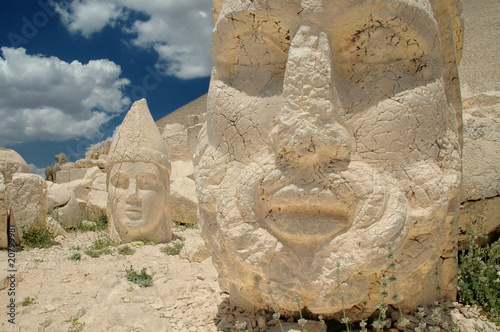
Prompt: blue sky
<box><xmin>0</xmin><ymin>0</ymin><xmax>212</xmax><ymax>173</ymax></box>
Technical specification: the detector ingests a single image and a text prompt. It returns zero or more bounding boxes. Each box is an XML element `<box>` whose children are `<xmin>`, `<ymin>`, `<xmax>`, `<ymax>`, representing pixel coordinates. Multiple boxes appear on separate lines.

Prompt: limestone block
<box><xmin>170</xmin><ymin>177</ymin><xmax>198</xmax><ymax>224</ymax></box>
<box><xmin>6</xmin><ymin>173</ymin><xmax>47</xmax><ymax>235</ymax></box>
<box><xmin>97</xmin><ymin>158</ymin><xmax>106</xmax><ymax>169</ymax></box>
<box><xmin>92</xmin><ymin>172</ymin><xmax>107</xmax><ymax>191</ymax></box>
<box><xmin>54</xmin><ymin>194</ymin><xmax>84</xmax><ymax>228</ymax></box>
<box><xmin>83</xmin><ymin>166</ymin><xmax>101</xmax><ymax>180</ymax></box>
<box><xmin>87</xmin><ymin>189</ymin><xmax>108</xmax><ymax>222</ymax></box>
<box><xmin>459</xmin><ymin>196</ymin><xmax>500</xmax><ymax>248</ymax></box>
<box><xmin>195</xmin><ymin>0</ymin><xmax>464</xmax><ymax>319</ymax></box>
<box><xmin>107</xmin><ymin>99</ymin><xmax>172</xmax><ymax>243</ymax></box>
<box><xmin>85</xmin><ymin>146</ymin><xmax>100</xmax><ymax>160</ymax></box>
<box><xmin>69</xmin><ymin>168</ymin><xmax>87</xmax><ymax>182</ymax></box>
<box><xmin>171</xmin><ymin>160</ymin><xmax>194</xmax><ymax>182</ymax></box>
<box><xmin>66</xmin><ymin>179</ymin><xmax>93</xmax><ymax>201</ymax></box>
<box><xmin>74</xmin><ymin>159</ymin><xmax>95</xmax><ymax>168</ymax></box>
<box><xmin>55</xmin><ymin>170</ymin><xmax>70</xmax><ymax>184</ymax></box>
<box><xmin>47</xmin><ymin>183</ymin><xmax>73</xmax><ymax>212</ymax></box>
<box><xmin>460</xmin><ymin>95</ymin><xmax>500</xmax><ymax>201</ymax></box>
<box><xmin>187</xmin><ymin>123</ymin><xmax>203</xmax><ymax>155</ymax></box>
<box><xmin>46</xmin><ymin>216</ymin><xmax>67</xmax><ymax>237</ymax></box>
<box><xmin>99</xmin><ymin>141</ymin><xmax>111</xmax><ymax>155</ymax></box>
<box><xmin>60</xmin><ymin>162</ymin><xmax>75</xmax><ymax>171</ymax></box>
<box><xmin>180</xmin><ymin>234</ymin><xmax>210</xmax><ymax>263</ymax></box>
<box><xmin>0</xmin><ymin>147</ymin><xmax>30</xmax><ymax>183</ymax></box>
<box><xmin>186</xmin><ymin>113</ymin><xmax>206</xmax><ymax>127</ymax></box>
<box><xmin>162</xmin><ymin>124</ymin><xmax>191</xmax><ymax>161</ymax></box>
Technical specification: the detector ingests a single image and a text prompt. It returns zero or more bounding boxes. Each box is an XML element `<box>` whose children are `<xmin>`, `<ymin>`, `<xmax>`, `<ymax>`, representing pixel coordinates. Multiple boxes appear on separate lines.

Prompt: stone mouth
<box><xmin>258</xmin><ymin>184</ymin><xmax>354</xmax><ymax>245</ymax></box>
<box><xmin>125</xmin><ymin>208</ymin><xmax>142</xmax><ymax>220</ymax></box>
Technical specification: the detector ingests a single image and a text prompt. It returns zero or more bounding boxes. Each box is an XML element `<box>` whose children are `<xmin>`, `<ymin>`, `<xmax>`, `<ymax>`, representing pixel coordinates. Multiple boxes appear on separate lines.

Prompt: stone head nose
<box><xmin>271</xmin><ymin>25</ymin><xmax>351</xmax><ymax>167</ymax></box>
<box><xmin>125</xmin><ymin>178</ymin><xmax>141</xmax><ymax>201</ymax></box>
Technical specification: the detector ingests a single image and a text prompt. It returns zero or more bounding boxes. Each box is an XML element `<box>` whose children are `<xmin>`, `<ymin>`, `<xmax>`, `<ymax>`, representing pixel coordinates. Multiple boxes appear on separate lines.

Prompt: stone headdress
<box><xmin>106</xmin><ymin>99</ymin><xmax>171</xmax><ymax>188</ymax></box>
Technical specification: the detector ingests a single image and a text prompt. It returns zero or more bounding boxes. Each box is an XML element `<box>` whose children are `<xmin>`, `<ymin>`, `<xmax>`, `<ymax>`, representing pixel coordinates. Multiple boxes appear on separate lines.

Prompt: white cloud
<box><xmin>0</xmin><ymin>47</ymin><xmax>130</xmax><ymax>146</ymax></box>
<box><xmin>52</xmin><ymin>0</ymin><xmax>214</xmax><ymax>79</ymax></box>
<box><xmin>52</xmin><ymin>0</ymin><xmax>126</xmax><ymax>37</ymax></box>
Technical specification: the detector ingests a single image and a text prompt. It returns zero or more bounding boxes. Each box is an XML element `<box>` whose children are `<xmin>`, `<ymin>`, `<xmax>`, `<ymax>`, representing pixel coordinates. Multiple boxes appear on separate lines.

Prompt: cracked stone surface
<box><xmin>107</xmin><ymin>99</ymin><xmax>172</xmax><ymax>244</ymax></box>
<box><xmin>195</xmin><ymin>0</ymin><xmax>463</xmax><ymax>319</ymax></box>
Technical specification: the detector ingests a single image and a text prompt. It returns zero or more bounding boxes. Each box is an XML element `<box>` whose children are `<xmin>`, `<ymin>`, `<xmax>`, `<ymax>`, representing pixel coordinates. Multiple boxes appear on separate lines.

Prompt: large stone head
<box><xmin>107</xmin><ymin>99</ymin><xmax>172</xmax><ymax>243</ymax></box>
<box><xmin>195</xmin><ymin>0</ymin><xmax>463</xmax><ymax>317</ymax></box>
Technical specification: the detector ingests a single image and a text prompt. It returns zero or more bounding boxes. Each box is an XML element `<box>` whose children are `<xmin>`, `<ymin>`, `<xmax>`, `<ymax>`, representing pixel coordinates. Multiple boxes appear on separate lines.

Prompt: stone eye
<box><xmin>111</xmin><ymin>173</ymin><xmax>129</xmax><ymax>189</ymax></box>
<box><xmin>137</xmin><ymin>173</ymin><xmax>161</xmax><ymax>191</ymax></box>
<box><xmin>213</xmin><ymin>15</ymin><xmax>290</xmax><ymax>80</ymax></box>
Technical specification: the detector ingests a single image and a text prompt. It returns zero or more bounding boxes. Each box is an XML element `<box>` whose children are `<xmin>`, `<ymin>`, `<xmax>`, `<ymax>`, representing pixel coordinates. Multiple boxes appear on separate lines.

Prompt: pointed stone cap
<box><xmin>107</xmin><ymin>99</ymin><xmax>170</xmax><ymax>177</ymax></box>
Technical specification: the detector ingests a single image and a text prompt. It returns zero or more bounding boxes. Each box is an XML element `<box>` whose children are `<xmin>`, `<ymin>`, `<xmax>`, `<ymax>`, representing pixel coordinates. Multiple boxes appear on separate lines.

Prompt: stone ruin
<box><xmin>194</xmin><ymin>0</ymin><xmax>464</xmax><ymax>319</ymax></box>
<box><xmin>0</xmin><ymin>0</ymin><xmax>499</xmax><ymax>326</ymax></box>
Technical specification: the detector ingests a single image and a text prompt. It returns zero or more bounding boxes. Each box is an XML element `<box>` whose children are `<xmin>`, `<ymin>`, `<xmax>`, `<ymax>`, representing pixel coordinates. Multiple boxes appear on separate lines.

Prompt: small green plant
<box><xmin>173</xmin><ymin>221</ymin><xmax>198</xmax><ymax>231</ymax></box>
<box><xmin>458</xmin><ymin>222</ymin><xmax>500</xmax><ymax>325</ymax></box>
<box><xmin>294</xmin><ymin>295</ymin><xmax>308</xmax><ymax>332</ymax></box>
<box><xmin>65</xmin><ymin>317</ymin><xmax>85</xmax><ymax>332</ymax></box>
<box><xmin>162</xmin><ymin>241</ymin><xmax>184</xmax><ymax>255</ymax></box>
<box><xmin>125</xmin><ymin>265</ymin><xmax>153</xmax><ymax>287</ymax></box>
<box><xmin>68</xmin><ymin>252</ymin><xmax>81</xmax><ymax>261</ymax></box>
<box><xmin>118</xmin><ymin>245</ymin><xmax>136</xmax><ymax>255</ymax></box>
<box><xmin>84</xmin><ymin>232</ymin><xmax>119</xmax><ymax>258</ymax></box>
<box><xmin>21</xmin><ymin>222</ymin><xmax>55</xmax><ymax>248</ymax></box>
<box><xmin>33</xmin><ymin>258</ymin><xmax>44</xmax><ymax>263</ymax></box>
<box><xmin>386</xmin><ymin>245</ymin><xmax>408</xmax><ymax>331</ymax></box>
<box><xmin>21</xmin><ymin>296</ymin><xmax>36</xmax><ymax>306</ymax></box>
<box><xmin>70</xmin><ymin>214</ymin><xmax>108</xmax><ymax>233</ymax></box>
<box><xmin>72</xmin><ymin>245</ymin><xmax>81</xmax><ymax>251</ymax></box>
<box><xmin>267</xmin><ymin>280</ymin><xmax>284</xmax><ymax>332</ymax></box>
<box><xmin>373</xmin><ymin>275</ymin><xmax>389</xmax><ymax>331</ymax></box>
<box><xmin>336</xmin><ymin>262</ymin><xmax>352</xmax><ymax>332</ymax></box>
<box><xmin>235</xmin><ymin>320</ymin><xmax>248</xmax><ymax>332</ymax></box>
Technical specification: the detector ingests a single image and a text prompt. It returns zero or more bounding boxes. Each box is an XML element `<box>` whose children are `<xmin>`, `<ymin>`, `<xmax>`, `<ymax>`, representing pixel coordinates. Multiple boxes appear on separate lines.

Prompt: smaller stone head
<box><xmin>107</xmin><ymin>99</ymin><xmax>172</xmax><ymax>243</ymax></box>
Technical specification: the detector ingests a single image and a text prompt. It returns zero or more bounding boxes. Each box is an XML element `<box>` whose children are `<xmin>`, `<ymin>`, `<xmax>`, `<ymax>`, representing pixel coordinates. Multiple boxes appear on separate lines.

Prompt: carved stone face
<box><xmin>195</xmin><ymin>0</ymin><xmax>461</xmax><ymax>316</ymax></box>
<box><xmin>108</xmin><ymin>161</ymin><xmax>168</xmax><ymax>242</ymax></box>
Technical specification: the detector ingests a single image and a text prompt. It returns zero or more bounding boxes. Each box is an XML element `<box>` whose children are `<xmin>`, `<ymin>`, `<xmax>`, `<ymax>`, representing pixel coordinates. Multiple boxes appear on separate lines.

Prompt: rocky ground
<box><xmin>1</xmin><ymin>226</ymin><xmax>498</xmax><ymax>332</ymax></box>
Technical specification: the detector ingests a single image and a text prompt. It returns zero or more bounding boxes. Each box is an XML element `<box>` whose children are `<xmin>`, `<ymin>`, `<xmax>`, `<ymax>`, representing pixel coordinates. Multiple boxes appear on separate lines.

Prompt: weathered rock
<box><xmin>458</xmin><ymin>196</ymin><xmax>500</xmax><ymax>248</ymax></box>
<box><xmin>46</xmin><ymin>152</ymin><xmax>69</xmax><ymax>182</ymax></box>
<box><xmin>6</xmin><ymin>173</ymin><xmax>47</xmax><ymax>236</ymax></box>
<box><xmin>187</xmin><ymin>123</ymin><xmax>203</xmax><ymax>155</ymax></box>
<box><xmin>86</xmin><ymin>172</ymin><xmax>108</xmax><ymax>222</ymax></box>
<box><xmin>54</xmin><ymin>194</ymin><xmax>85</xmax><ymax>229</ymax></box>
<box><xmin>170</xmin><ymin>177</ymin><xmax>198</xmax><ymax>224</ymax></box>
<box><xmin>195</xmin><ymin>0</ymin><xmax>463</xmax><ymax>318</ymax></box>
<box><xmin>460</xmin><ymin>94</ymin><xmax>500</xmax><ymax>202</ymax></box>
<box><xmin>171</xmin><ymin>160</ymin><xmax>194</xmax><ymax>182</ymax></box>
<box><xmin>55</xmin><ymin>170</ymin><xmax>70</xmax><ymax>184</ymax></box>
<box><xmin>0</xmin><ymin>147</ymin><xmax>30</xmax><ymax>183</ymax></box>
<box><xmin>180</xmin><ymin>234</ymin><xmax>211</xmax><ymax>263</ymax></box>
<box><xmin>162</xmin><ymin>123</ymin><xmax>192</xmax><ymax>161</ymax></box>
<box><xmin>46</xmin><ymin>216</ymin><xmax>67</xmax><ymax>237</ymax></box>
<box><xmin>87</xmin><ymin>190</ymin><xmax>107</xmax><ymax>223</ymax></box>
<box><xmin>47</xmin><ymin>182</ymin><xmax>73</xmax><ymax>212</ymax></box>
<box><xmin>107</xmin><ymin>99</ymin><xmax>172</xmax><ymax>243</ymax></box>
<box><xmin>69</xmin><ymin>166</ymin><xmax>101</xmax><ymax>182</ymax></box>
<box><xmin>91</xmin><ymin>172</ymin><xmax>107</xmax><ymax>192</ymax></box>
<box><xmin>99</xmin><ymin>140</ymin><xmax>111</xmax><ymax>156</ymax></box>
